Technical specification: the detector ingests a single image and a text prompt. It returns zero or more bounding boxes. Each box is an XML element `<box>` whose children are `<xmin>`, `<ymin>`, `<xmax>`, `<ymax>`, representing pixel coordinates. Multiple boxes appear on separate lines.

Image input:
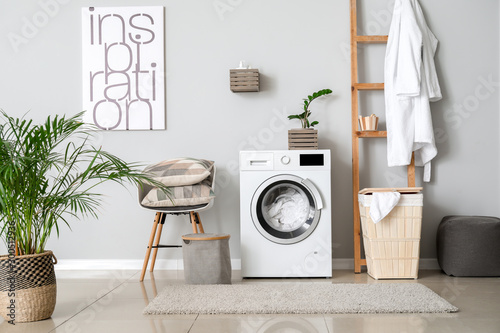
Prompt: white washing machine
<box><xmin>239</xmin><ymin>150</ymin><xmax>332</xmax><ymax>278</ymax></box>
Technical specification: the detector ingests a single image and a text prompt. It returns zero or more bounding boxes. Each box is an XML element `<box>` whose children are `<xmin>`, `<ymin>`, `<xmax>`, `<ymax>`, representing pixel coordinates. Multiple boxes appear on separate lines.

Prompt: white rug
<box><xmin>143</xmin><ymin>283</ymin><xmax>458</xmax><ymax>315</ymax></box>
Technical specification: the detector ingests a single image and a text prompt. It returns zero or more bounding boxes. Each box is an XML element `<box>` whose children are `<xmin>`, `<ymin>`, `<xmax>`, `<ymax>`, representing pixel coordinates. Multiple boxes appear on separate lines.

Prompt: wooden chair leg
<box><xmin>140</xmin><ymin>212</ymin><xmax>162</xmax><ymax>282</ymax></box>
<box><xmin>150</xmin><ymin>213</ymin><xmax>166</xmax><ymax>272</ymax></box>
<box><xmin>190</xmin><ymin>212</ymin><xmax>198</xmax><ymax>233</ymax></box>
<box><xmin>195</xmin><ymin>212</ymin><xmax>205</xmax><ymax>233</ymax></box>
<box><xmin>189</xmin><ymin>212</ymin><xmax>205</xmax><ymax>233</ymax></box>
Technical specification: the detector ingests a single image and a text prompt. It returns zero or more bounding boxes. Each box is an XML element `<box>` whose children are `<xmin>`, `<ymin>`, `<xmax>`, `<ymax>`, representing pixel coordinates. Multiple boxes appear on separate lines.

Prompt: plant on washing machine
<box><xmin>288</xmin><ymin>89</ymin><xmax>332</xmax><ymax>129</ymax></box>
<box><xmin>287</xmin><ymin>89</ymin><xmax>332</xmax><ymax>150</ymax></box>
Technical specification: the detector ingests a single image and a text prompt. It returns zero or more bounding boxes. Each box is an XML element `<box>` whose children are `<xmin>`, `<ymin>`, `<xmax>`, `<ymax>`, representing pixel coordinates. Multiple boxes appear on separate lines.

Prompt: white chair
<box><xmin>137</xmin><ymin>166</ymin><xmax>216</xmax><ymax>282</ymax></box>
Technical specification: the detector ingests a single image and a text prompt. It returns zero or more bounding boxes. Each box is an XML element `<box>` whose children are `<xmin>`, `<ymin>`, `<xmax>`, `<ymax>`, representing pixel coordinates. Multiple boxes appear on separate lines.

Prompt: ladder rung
<box><xmin>355</xmin><ymin>35</ymin><xmax>388</xmax><ymax>43</ymax></box>
<box><xmin>353</xmin><ymin>83</ymin><xmax>384</xmax><ymax>90</ymax></box>
<box><xmin>356</xmin><ymin>131</ymin><xmax>387</xmax><ymax>138</ymax></box>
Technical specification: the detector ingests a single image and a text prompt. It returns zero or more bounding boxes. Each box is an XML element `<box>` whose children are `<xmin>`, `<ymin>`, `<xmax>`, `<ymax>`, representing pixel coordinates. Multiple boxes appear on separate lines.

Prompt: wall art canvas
<box><xmin>82</xmin><ymin>6</ymin><xmax>165</xmax><ymax>130</ymax></box>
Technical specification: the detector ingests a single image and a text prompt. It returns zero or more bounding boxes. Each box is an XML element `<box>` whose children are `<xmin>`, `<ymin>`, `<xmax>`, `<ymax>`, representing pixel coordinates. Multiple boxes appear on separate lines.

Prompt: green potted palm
<box><xmin>0</xmin><ymin>111</ymin><xmax>170</xmax><ymax>323</ymax></box>
<box><xmin>287</xmin><ymin>89</ymin><xmax>332</xmax><ymax>150</ymax></box>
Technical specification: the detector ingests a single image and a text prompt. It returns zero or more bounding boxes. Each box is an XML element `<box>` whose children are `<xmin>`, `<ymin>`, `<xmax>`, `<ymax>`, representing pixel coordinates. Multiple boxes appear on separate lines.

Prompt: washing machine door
<box><xmin>250</xmin><ymin>174</ymin><xmax>323</xmax><ymax>245</ymax></box>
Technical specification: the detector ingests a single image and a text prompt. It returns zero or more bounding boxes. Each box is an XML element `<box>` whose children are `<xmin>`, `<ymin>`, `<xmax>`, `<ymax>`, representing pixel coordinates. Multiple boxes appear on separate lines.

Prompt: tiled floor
<box><xmin>1</xmin><ymin>270</ymin><xmax>499</xmax><ymax>332</ymax></box>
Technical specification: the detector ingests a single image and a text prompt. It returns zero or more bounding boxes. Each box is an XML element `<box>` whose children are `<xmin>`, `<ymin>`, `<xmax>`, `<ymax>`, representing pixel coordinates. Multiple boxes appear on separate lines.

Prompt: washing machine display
<box><xmin>251</xmin><ymin>175</ymin><xmax>321</xmax><ymax>245</ymax></box>
<box><xmin>240</xmin><ymin>150</ymin><xmax>332</xmax><ymax>278</ymax></box>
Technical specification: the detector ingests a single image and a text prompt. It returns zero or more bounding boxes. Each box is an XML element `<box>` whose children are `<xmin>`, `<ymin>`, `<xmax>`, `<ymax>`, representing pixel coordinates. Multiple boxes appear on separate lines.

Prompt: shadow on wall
<box><xmin>321</xmin><ymin>137</ymin><xmax>351</xmax><ymax>258</ymax></box>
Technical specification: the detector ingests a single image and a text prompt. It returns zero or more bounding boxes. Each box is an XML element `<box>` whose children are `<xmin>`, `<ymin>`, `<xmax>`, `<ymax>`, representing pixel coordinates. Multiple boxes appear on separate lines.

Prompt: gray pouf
<box><xmin>182</xmin><ymin>233</ymin><xmax>231</xmax><ymax>284</ymax></box>
<box><xmin>437</xmin><ymin>216</ymin><xmax>500</xmax><ymax>277</ymax></box>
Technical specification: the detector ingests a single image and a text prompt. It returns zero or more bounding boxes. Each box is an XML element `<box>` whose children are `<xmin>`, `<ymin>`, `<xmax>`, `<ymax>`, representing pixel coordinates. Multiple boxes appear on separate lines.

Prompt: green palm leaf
<box><xmin>0</xmin><ymin>110</ymin><xmax>172</xmax><ymax>255</ymax></box>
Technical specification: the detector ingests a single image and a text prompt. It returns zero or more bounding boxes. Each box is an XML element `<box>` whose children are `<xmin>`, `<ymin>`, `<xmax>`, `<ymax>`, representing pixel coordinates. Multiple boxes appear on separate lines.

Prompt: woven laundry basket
<box><xmin>358</xmin><ymin>188</ymin><xmax>423</xmax><ymax>280</ymax></box>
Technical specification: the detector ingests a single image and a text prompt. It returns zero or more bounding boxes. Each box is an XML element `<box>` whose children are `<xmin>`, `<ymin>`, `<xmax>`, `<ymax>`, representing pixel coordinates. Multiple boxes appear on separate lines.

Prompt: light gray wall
<box><xmin>0</xmin><ymin>0</ymin><xmax>498</xmax><ymax>263</ymax></box>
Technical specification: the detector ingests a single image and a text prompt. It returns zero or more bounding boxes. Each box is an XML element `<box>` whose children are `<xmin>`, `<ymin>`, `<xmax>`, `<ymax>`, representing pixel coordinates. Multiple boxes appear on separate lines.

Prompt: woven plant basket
<box><xmin>288</xmin><ymin>129</ymin><xmax>318</xmax><ymax>150</ymax></box>
<box><xmin>0</xmin><ymin>251</ymin><xmax>57</xmax><ymax>323</ymax></box>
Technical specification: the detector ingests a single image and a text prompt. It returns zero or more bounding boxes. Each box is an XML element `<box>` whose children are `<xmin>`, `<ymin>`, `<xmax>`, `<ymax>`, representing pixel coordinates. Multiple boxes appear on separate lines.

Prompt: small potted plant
<box><xmin>287</xmin><ymin>89</ymin><xmax>332</xmax><ymax>150</ymax></box>
<box><xmin>0</xmin><ymin>111</ymin><xmax>170</xmax><ymax>323</ymax></box>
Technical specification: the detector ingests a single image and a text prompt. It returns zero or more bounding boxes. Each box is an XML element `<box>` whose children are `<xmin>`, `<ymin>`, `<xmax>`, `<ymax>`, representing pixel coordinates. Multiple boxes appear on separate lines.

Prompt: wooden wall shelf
<box><xmin>355</xmin><ymin>131</ymin><xmax>387</xmax><ymax>138</ymax></box>
<box><xmin>230</xmin><ymin>69</ymin><xmax>259</xmax><ymax>92</ymax></box>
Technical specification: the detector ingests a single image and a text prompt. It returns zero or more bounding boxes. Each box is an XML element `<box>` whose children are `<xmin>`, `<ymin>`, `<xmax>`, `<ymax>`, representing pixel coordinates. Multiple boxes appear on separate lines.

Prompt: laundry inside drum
<box><xmin>261</xmin><ymin>183</ymin><xmax>315</xmax><ymax>232</ymax></box>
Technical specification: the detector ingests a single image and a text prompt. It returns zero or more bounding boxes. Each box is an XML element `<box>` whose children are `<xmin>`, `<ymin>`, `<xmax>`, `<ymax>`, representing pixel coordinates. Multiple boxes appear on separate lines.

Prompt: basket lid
<box><xmin>182</xmin><ymin>233</ymin><xmax>230</xmax><ymax>241</ymax></box>
<box><xmin>359</xmin><ymin>187</ymin><xmax>423</xmax><ymax>195</ymax></box>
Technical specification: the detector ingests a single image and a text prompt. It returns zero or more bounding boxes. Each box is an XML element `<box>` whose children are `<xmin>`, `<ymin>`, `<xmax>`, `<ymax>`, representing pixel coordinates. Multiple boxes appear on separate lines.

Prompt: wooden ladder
<box><xmin>350</xmin><ymin>0</ymin><xmax>416</xmax><ymax>273</ymax></box>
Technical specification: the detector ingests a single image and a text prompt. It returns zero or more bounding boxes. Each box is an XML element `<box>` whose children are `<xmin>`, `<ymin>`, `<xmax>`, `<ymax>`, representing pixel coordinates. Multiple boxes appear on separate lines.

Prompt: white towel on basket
<box><xmin>369</xmin><ymin>192</ymin><xmax>401</xmax><ymax>224</ymax></box>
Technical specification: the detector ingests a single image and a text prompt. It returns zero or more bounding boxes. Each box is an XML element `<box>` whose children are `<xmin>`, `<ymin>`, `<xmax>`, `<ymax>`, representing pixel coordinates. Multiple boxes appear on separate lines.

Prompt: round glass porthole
<box><xmin>250</xmin><ymin>175</ymin><xmax>321</xmax><ymax>244</ymax></box>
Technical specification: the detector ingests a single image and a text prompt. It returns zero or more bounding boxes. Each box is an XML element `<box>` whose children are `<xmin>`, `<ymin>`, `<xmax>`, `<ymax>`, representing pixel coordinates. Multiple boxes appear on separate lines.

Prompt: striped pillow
<box><xmin>143</xmin><ymin>158</ymin><xmax>214</xmax><ymax>186</ymax></box>
<box><xmin>141</xmin><ymin>181</ymin><xmax>215</xmax><ymax>207</ymax></box>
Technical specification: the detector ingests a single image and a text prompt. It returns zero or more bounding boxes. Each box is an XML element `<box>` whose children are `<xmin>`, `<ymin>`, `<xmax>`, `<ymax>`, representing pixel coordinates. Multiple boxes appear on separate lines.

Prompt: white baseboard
<box><xmin>54</xmin><ymin>259</ymin><xmax>242</xmax><ymax>271</ymax></box>
<box><xmin>54</xmin><ymin>258</ymin><xmax>439</xmax><ymax>271</ymax></box>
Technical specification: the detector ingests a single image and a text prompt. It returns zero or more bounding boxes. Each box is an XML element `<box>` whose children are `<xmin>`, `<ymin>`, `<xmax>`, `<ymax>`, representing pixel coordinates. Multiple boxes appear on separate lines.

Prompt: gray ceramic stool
<box><xmin>182</xmin><ymin>233</ymin><xmax>231</xmax><ymax>284</ymax></box>
<box><xmin>437</xmin><ymin>216</ymin><xmax>500</xmax><ymax>276</ymax></box>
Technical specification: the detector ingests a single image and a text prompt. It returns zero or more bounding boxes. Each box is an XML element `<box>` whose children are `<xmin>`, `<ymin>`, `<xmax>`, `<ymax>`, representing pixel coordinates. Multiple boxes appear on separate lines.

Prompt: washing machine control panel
<box><xmin>240</xmin><ymin>150</ymin><xmax>330</xmax><ymax>171</ymax></box>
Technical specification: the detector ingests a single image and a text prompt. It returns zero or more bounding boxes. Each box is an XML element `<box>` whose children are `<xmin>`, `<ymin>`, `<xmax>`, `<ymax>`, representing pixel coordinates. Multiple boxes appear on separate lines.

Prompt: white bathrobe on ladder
<box><xmin>385</xmin><ymin>0</ymin><xmax>442</xmax><ymax>182</ymax></box>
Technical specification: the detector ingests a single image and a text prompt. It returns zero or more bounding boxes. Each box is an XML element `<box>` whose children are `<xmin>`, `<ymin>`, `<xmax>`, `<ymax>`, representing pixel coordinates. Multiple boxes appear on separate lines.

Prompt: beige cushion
<box><xmin>141</xmin><ymin>181</ymin><xmax>215</xmax><ymax>207</ymax></box>
<box><xmin>143</xmin><ymin>158</ymin><xmax>214</xmax><ymax>187</ymax></box>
